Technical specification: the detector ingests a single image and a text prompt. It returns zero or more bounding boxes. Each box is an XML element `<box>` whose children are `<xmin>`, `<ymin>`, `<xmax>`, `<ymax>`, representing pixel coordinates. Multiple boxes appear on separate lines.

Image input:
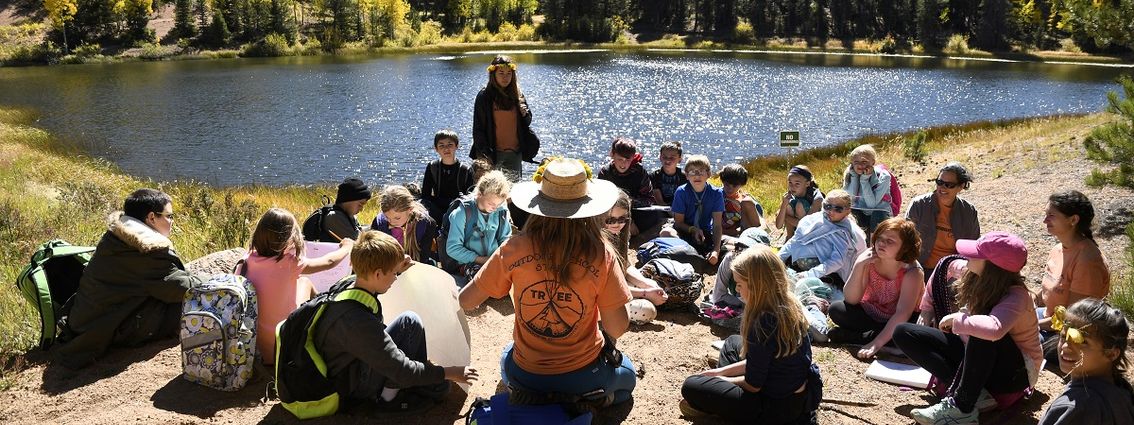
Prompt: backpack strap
<box><xmin>430</xmin><ymin>160</ymin><xmax>441</xmax><ymax>197</ymax></box>
<box><xmin>461</xmin><ymin>198</ymin><xmax>477</xmax><ymax>251</ymax></box>
<box><xmin>333</xmin><ymin>288</ymin><xmax>379</xmax><ymax>314</ymax></box>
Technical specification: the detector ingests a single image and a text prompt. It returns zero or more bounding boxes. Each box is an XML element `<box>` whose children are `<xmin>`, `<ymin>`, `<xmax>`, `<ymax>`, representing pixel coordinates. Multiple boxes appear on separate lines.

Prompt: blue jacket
<box><xmin>779</xmin><ymin>212</ymin><xmax>867</xmax><ymax>282</ymax></box>
<box><xmin>445</xmin><ymin>203</ymin><xmax>511</xmax><ymax>265</ymax></box>
<box><xmin>843</xmin><ymin>165</ymin><xmax>892</xmax><ymax>212</ymax></box>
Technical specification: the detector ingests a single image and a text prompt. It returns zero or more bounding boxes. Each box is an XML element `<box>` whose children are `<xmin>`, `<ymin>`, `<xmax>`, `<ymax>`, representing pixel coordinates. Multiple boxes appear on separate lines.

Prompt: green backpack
<box><xmin>15</xmin><ymin>240</ymin><xmax>95</xmax><ymax>349</ymax></box>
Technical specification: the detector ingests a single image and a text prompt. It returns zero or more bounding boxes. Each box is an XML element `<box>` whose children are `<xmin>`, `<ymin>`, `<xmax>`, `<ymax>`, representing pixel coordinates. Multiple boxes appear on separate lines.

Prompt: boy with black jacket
<box><xmin>313</xmin><ymin>231</ymin><xmax>477</xmax><ymax>410</ymax></box>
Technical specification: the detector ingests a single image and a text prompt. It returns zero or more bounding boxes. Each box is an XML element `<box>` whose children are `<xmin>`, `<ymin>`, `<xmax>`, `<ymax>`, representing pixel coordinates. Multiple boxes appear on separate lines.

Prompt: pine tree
<box><xmin>1085</xmin><ymin>75</ymin><xmax>1134</xmax><ymax>188</ymax></box>
<box><xmin>172</xmin><ymin>0</ymin><xmax>197</xmax><ymax>40</ymax></box>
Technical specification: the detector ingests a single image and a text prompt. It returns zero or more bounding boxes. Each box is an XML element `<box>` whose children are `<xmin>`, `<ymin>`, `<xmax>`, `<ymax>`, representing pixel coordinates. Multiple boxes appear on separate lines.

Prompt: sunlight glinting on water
<box><xmin>0</xmin><ymin>50</ymin><xmax>1120</xmax><ymax>186</ymax></box>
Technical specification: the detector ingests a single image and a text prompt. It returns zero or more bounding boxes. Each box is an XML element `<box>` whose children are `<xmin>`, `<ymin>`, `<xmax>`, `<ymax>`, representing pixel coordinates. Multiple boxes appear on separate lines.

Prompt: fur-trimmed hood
<box><xmin>107</xmin><ymin>211</ymin><xmax>172</xmax><ymax>253</ymax></box>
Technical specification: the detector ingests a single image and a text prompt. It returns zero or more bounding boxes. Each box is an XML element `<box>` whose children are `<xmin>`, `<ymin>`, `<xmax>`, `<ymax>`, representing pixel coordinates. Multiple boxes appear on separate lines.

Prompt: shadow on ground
<box><xmin>40</xmin><ymin>338</ymin><xmax>175</xmax><ymax>395</ymax></box>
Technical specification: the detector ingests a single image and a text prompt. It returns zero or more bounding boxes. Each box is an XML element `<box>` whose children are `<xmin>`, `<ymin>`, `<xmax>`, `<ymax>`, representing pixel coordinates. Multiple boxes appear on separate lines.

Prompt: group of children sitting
<box><xmin>52</xmin><ymin>127</ymin><xmax>1132</xmax><ymax>425</ymax></box>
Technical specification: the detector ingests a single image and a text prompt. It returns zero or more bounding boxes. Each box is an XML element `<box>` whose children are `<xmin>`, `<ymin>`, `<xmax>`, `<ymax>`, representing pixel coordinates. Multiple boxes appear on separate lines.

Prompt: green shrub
<box><xmin>515</xmin><ymin>23</ymin><xmax>537</xmax><ymax>41</ymax></box>
<box><xmin>1059</xmin><ymin>38</ymin><xmax>1082</xmax><ymax>53</ymax></box>
<box><xmin>241</xmin><ymin>33</ymin><xmax>292</xmax><ymax>57</ymax></box>
<box><xmin>1084</xmin><ymin>75</ymin><xmax>1134</xmax><ymax>188</ymax></box>
<box><xmin>138</xmin><ymin>42</ymin><xmax>169</xmax><ymax>60</ymax></box>
<box><xmin>733</xmin><ymin>20</ymin><xmax>755</xmax><ymax>44</ymax></box>
<box><xmin>944</xmin><ymin>34</ymin><xmax>970</xmax><ymax>55</ymax></box>
<box><xmin>494</xmin><ymin>22</ymin><xmax>518</xmax><ymax>42</ymax></box>
<box><xmin>903</xmin><ymin>130</ymin><xmax>929</xmax><ymax>162</ymax></box>
<box><xmin>418</xmin><ymin>21</ymin><xmax>443</xmax><ymax>45</ymax></box>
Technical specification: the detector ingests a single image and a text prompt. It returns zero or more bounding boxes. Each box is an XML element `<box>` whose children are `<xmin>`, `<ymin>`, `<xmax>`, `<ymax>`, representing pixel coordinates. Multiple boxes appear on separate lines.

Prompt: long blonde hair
<box><xmin>601</xmin><ymin>191</ymin><xmax>632</xmax><ymax>269</ymax></box>
<box><xmin>731</xmin><ymin>246</ymin><xmax>809</xmax><ymax>358</ymax></box>
<box><xmin>523</xmin><ymin>214</ymin><xmax>612</xmax><ymax>286</ymax></box>
<box><xmin>379</xmin><ymin>185</ymin><xmax>432</xmax><ymax>262</ymax></box>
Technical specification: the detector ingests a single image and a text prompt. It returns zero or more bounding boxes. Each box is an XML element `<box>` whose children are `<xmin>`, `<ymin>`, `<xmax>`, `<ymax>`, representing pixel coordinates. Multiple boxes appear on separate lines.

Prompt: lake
<box><xmin>0</xmin><ymin>49</ymin><xmax>1128</xmax><ymax>187</ymax></box>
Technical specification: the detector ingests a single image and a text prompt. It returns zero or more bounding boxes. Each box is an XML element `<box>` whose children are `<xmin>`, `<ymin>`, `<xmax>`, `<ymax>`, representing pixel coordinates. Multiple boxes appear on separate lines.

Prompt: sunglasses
<box><xmin>686</xmin><ymin>169</ymin><xmax>709</xmax><ymax>177</ymax></box>
<box><xmin>931</xmin><ymin>179</ymin><xmax>961</xmax><ymax>189</ymax></box>
<box><xmin>822</xmin><ymin>204</ymin><xmax>847</xmax><ymax>213</ymax></box>
<box><xmin>605</xmin><ymin>216</ymin><xmax>631</xmax><ymax>225</ymax></box>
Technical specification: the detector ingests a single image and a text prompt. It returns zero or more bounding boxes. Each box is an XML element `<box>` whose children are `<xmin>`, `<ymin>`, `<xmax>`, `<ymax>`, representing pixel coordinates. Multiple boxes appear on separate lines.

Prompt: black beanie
<box><xmin>335</xmin><ymin>178</ymin><xmax>371</xmax><ymax>204</ymax></box>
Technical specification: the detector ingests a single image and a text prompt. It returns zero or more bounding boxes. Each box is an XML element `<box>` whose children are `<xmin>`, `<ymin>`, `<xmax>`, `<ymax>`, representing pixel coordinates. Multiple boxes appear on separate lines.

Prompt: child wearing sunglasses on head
<box><xmin>602</xmin><ymin>191</ymin><xmax>668</xmax><ymax>306</ymax></box>
<box><xmin>1039</xmin><ymin>298</ymin><xmax>1134</xmax><ymax>425</ymax></box>
<box><xmin>905</xmin><ymin>162</ymin><xmax>980</xmax><ymax>272</ymax></box>
<box><xmin>778</xmin><ymin>189</ymin><xmax>867</xmax><ymax>289</ymax></box>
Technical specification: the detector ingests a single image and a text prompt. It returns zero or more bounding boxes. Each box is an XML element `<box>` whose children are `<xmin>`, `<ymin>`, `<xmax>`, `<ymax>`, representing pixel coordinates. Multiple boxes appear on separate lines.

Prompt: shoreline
<box><xmin>5</xmin><ymin>39</ymin><xmax>1133</xmax><ymax>68</ymax></box>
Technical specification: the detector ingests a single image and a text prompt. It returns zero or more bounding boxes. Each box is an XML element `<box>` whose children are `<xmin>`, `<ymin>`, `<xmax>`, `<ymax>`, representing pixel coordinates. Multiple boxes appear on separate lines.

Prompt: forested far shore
<box><xmin>2</xmin><ymin>0</ymin><xmax>1132</xmax><ymax>66</ymax></box>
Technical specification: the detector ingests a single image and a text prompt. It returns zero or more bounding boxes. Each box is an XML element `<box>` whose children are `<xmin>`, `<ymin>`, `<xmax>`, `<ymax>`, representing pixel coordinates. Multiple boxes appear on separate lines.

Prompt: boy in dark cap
<box><xmin>323</xmin><ymin>178</ymin><xmax>372</xmax><ymax>241</ymax></box>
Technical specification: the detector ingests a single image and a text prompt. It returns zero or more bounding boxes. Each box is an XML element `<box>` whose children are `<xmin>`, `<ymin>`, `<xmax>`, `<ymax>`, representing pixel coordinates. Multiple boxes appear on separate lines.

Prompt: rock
<box><xmin>185</xmin><ymin>248</ymin><xmax>247</xmax><ymax>276</ymax></box>
<box><xmin>1098</xmin><ymin>206</ymin><xmax>1134</xmax><ymax>238</ymax></box>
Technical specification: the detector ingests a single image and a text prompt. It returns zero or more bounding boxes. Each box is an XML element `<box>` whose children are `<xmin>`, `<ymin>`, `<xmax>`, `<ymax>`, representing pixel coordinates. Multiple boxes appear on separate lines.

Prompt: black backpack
<box><xmin>275</xmin><ymin>277</ymin><xmax>377</xmax><ymax>419</ymax></box>
<box><xmin>301</xmin><ymin>195</ymin><xmax>338</xmax><ymax>242</ymax></box>
<box><xmin>437</xmin><ymin>195</ymin><xmax>509</xmax><ymax>274</ymax></box>
<box><xmin>16</xmin><ymin>240</ymin><xmax>95</xmax><ymax>349</ymax></box>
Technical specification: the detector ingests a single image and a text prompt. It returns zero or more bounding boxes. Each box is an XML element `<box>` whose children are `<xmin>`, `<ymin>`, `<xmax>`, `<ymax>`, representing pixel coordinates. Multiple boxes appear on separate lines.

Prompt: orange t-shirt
<box><xmin>492</xmin><ymin>105</ymin><xmax>519</xmax><ymax>152</ymax></box>
<box><xmin>1041</xmin><ymin>239</ymin><xmax>1111</xmax><ymax>314</ymax></box>
<box><xmin>926</xmin><ymin>202</ymin><xmax>956</xmax><ymax>269</ymax></box>
<box><xmin>473</xmin><ymin>235</ymin><xmax>631</xmax><ymax>375</ymax></box>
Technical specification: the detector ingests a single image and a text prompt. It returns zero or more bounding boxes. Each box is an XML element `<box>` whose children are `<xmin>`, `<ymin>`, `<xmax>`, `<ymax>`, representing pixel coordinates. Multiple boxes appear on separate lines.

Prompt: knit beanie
<box><xmin>335</xmin><ymin>178</ymin><xmax>372</xmax><ymax>204</ymax></box>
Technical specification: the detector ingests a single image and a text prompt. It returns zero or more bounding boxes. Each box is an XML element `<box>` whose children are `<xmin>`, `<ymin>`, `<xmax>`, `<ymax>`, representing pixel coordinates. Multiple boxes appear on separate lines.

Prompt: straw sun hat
<box><xmin>510</xmin><ymin>158</ymin><xmax>620</xmax><ymax>219</ymax></box>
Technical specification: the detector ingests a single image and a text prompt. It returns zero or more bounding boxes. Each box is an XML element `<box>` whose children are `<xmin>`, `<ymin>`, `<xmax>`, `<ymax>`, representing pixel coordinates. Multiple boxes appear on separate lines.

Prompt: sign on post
<box><xmin>780</xmin><ymin>131</ymin><xmax>801</xmax><ymax>148</ymax></box>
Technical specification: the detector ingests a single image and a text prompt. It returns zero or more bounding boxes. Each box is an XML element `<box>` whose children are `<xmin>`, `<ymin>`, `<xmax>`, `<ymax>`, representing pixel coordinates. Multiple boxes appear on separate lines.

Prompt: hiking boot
<box><xmin>826</xmin><ymin>327</ymin><xmax>869</xmax><ymax>344</ymax></box>
<box><xmin>678</xmin><ymin>399</ymin><xmax>710</xmax><ymax>418</ymax></box>
<box><xmin>910</xmin><ymin>397</ymin><xmax>979</xmax><ymax>425</ymax></box>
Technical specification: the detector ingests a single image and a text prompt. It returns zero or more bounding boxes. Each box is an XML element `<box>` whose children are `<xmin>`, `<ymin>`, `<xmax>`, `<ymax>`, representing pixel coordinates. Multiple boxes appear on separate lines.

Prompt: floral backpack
<box><xmin>180</xmin><ymin>272</ymin><xmax>258</xmax><ymax>391</ymax></box>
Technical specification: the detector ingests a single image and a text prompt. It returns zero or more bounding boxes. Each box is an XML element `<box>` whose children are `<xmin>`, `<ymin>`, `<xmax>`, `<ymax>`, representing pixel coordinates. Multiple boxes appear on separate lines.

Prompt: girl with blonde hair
<box><xmin>680</xmin><ymin>246</ymin><xmax>822</xmax><ymax>423</ymax></box>
<box><xmin>371</xmin><ymin>185</ymin><xmax>438</xmax><ymax>265</ymax></box>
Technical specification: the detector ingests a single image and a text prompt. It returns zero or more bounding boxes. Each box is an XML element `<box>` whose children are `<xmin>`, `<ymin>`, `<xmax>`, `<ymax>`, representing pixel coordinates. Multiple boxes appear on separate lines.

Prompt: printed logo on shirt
<box><xmin>518</xmin><ymin>279</ymin><xmax>583</xmax><ymax>339</ymax></box>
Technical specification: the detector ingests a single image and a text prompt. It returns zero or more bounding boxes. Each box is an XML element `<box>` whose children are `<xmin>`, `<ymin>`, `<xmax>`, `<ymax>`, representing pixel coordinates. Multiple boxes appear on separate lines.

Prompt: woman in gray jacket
<box><xmin>905</xmin><ymin>163</ymin><xmax>980</xmax><ymax>272</ymax></box>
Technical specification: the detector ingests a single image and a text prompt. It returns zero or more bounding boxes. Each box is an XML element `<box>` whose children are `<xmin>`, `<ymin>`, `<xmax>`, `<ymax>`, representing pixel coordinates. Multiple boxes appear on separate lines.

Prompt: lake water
<box><xmin>0</xmin><ymin>49</ymin><xmax>1128</xmax><ymax>187</ymax></box>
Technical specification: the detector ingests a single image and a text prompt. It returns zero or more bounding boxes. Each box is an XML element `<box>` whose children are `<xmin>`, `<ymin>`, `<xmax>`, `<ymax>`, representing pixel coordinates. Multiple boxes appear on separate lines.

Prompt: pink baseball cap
<box><xmin>955</xmin><ymin>232</ymin><xmax>1028</xmax><ymax>273</ymax></box>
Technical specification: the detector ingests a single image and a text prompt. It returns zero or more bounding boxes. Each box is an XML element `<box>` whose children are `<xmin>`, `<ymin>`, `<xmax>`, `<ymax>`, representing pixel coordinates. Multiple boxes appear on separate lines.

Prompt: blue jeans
<box><xmin>852</xmin><ymin>209</ymin><xmax>892</xmax><ymax>240</ymax></box>
<box><xmin>349</xmin><ymin>311</ymin><xmax>428</xmax><ymax>398</ymax></box>
<box><xmin>500</xmin><ymin>342</ymin><xmax>637</xmax><ymax>405</ymax></box>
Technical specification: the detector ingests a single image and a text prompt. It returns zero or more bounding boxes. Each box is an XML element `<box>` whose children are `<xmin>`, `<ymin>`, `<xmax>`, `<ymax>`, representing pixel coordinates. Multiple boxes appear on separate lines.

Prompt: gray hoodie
<box><xmin>1039</xmin><ymin>376</ymin><xmax>1134</xmax><ymax>425</ymax></box>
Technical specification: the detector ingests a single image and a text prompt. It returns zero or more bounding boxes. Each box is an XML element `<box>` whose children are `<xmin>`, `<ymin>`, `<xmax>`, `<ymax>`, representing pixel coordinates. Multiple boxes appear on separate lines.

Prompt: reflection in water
<box><xmin>0</xmin><ymin>50</ymin><xmax>1124</xmax><ymax>186</ymax></box>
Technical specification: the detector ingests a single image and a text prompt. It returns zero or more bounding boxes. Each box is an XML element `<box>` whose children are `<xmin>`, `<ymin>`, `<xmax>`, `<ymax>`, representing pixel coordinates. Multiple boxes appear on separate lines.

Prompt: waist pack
<box><xmin>635</xmin><ymin>237</ymin><xmax>710</xmax><ymax>273</ymax></box>
<box><xmin>638</xmin><ymin>258</ymin><xmax>703</xmax><ymax>311</ymax></box>
<box><xmin>466</xmin><ymin>392</ymin><xmax>593</xmax><ymax>425</ymax></box>
<box><xmin>276</xmin><ymin>278</ymin><xmax>378</xmax><ymax>419</ymax></box>
<box><xmin>180</xmin><ymin>273</ymin><xmax>258</xmax><ymax>391</ymax></box>
<box><xmin>15</xmin><ymin>240</ymin><xmax>95</xmax><ymax>349</ymax></box>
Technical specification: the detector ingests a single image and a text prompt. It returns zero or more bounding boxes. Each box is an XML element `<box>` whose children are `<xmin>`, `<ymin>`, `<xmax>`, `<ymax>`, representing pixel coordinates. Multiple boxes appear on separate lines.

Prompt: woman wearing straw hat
<box><xmin>459</xmin><ymin>158</ymin><xmax>637</xmax><ymax>406</ymax></box>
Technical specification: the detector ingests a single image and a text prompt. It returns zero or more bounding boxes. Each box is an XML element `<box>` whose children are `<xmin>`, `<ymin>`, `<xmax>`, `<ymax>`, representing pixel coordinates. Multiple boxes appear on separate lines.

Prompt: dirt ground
<box><xmin>1</xmin><ymin>117</ymin><xmax>1133</xmax><ymax>424</ymax></box>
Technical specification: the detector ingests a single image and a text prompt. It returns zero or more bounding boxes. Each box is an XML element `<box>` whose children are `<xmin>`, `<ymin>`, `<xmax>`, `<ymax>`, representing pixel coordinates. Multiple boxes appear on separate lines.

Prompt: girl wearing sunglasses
<box><xmin>777</xmin><ymin>189</ymin><xmax>867</xmax><ymax>290</ymax></box>
<box><xmin>905</xmin><ymin>162</ymin><xmax>980</xmax><ymax>272</ymax></box>
<box><xmin>602</xmin><ymin>191</ymin><xmax>669</xmax><ymax>306</ymax></box>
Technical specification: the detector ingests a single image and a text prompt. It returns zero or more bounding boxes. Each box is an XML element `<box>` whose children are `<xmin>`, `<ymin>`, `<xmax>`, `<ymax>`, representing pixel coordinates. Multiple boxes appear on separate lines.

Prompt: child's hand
<box><xmin>444</xmin><ymin>366</ymin><xmax>479</xmax><ymax>384</ymax></box>
<box><xmin>857</xmin><ymin>342</ymin><xmax>880</xmax><ymax>360</ymax></box>
<box><xmin>939</xmin><ymin>312</ymin><xmax>961</xmax><ymax>333</ymax></box>
<box><xmin>707</xmin><ymin>250</ymin><xmax>720</xmax><ymax>266</ymax></box>
<box><xmin>691</xmin><ymin>228</ymin><xmax>705</xmax><ymax>244</ymax></box>
<box><xmin>395</xmin><ymin>255</ymin><xmax>413</xmax><ymax>275</ymax></box>
<box><xmin>338</xmin><ymin>238</ymin><xmax>355</xmax><ymax>249</ymax></box>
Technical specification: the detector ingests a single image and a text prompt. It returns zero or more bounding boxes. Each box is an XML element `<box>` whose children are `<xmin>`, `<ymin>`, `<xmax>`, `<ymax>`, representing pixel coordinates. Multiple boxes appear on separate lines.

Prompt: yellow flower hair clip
<box><xmin>578</xmin><ymin>159</ymin><xmax>593</xmax><ymax>179</ymax></box>
<box><xmin>486</xmin><ymin>63</ymin><xmax>518</xmax><ymax>73</ymax></box>
<box><xmin>1052</xmin><ymin>305</ymin><xmax>1085</xmax><ymax>344</ymax></box>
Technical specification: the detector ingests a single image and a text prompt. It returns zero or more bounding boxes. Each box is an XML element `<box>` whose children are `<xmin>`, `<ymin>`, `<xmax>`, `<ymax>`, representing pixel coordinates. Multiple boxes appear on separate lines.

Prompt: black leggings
<box><xmin>892</xmin><ymin>323</ymin><xmax>1029</xmax><ymax>412</ymax></box>
<box><xmin>680</xmin><ymin>335</ymin><xmax>810</xmax><ymax>424</ymax></box>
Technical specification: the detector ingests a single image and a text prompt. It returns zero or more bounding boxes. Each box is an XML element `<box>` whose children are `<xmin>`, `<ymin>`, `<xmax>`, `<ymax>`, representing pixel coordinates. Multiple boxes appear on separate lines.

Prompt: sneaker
<box><xmin>909</xmin><ymin>397</ymin><xmax>979</xmax><ymax>425</ymax></box>
<box><xmin>678</xmin><ymin>399</ymin><xmax>710</xmax><ymax>418</ymax></box>
<box><xmin>974</xmin><ymin>389</ymin><xmax>998</xmax><ymax>413</ymax></box>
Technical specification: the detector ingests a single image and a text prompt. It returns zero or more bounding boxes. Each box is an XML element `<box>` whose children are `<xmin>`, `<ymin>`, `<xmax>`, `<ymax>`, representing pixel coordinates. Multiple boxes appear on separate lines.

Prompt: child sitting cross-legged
<box><xmin>660</xmin><ymin>154</ymin><xmax>725</xmax><ymax>265</ymax></box>
<box><xmin>680</xmin><ymin>246</ymin><xmax>823</xmax><ymax>424</ymax></box>
<box><xmin>310</xmin><ymin>231</ymin><xmax>477</xmax><ymax>412</ymax></box>
<box><xmin>719</xmin><ymin>163</ymin><xmax>764</xmax><ymax>239</ymax></box>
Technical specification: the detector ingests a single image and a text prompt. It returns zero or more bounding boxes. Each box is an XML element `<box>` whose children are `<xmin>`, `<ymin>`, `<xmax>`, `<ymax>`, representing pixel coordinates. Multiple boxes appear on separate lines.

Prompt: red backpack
<box><xmin>878</xmin><ymin>163</ymin><xmax>902</xmax><ymax>216</ymax></box>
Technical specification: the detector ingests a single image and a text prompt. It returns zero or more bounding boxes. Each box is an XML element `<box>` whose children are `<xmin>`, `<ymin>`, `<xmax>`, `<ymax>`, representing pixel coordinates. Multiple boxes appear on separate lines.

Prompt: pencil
<box><xmin>327</xmin><ymin>230</ymin><xmax>344</xmax><ymax>242</ymax></box>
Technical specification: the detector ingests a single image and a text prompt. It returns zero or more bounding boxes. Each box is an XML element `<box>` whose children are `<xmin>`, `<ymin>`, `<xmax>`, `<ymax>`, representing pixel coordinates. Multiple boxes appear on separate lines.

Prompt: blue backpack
<box><xmin>466</xmin><ymin>393</ymin><xmax>592</xmax><ymax>425</ymax></box>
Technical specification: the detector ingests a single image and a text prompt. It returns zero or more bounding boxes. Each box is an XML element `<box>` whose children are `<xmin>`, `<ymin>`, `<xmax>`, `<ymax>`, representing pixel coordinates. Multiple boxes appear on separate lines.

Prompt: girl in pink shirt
<box><xmin>894</xmin><ymin>232</ymin><xmax>1042</xmax><ymax>425</ymax></box>
<box><xmin>243</xmin><ymin>208</ymin><xmax>354</xmax><ymax>365</ymax></box>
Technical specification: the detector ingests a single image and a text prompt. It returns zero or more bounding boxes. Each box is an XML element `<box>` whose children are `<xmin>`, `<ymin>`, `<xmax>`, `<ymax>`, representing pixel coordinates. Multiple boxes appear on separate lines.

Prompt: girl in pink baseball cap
<box><xmin>893</xmin><ymin>231</ymin><xmax>1043</xmax><ymax>425</ymax></box>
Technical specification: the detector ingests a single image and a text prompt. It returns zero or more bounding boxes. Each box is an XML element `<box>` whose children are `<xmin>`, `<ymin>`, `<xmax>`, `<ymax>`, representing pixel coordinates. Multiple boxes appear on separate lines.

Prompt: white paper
<box><xmin>301</xmin><ymin>241</ymin><xmax>353</xmax><ymax>293</ymax></box>
<box><xmin>864</xmin><ymin>359</ymin><xmax>932</xmax><ymax>388</ymax></box>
